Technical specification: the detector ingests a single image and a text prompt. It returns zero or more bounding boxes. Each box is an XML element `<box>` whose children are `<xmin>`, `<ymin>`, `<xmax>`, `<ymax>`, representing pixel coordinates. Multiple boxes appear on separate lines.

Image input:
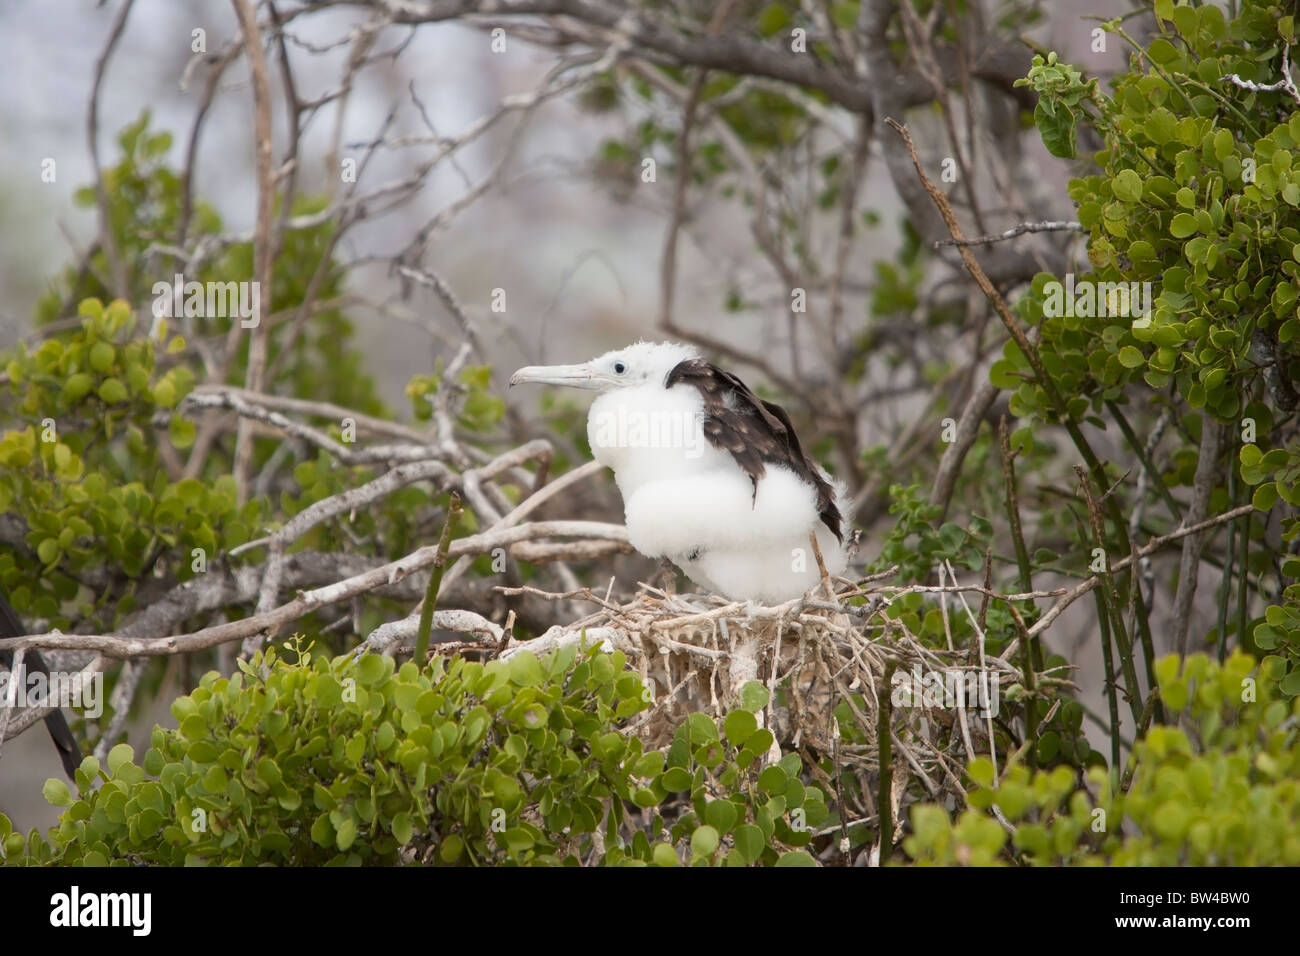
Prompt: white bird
<box><xmin>510</xmin><ymin>341</ymin><xmax>849</xmax><ymax>603</ymax></box>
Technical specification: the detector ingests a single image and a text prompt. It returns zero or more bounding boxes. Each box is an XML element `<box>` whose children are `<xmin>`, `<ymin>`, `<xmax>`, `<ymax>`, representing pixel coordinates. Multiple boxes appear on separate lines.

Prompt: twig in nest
<box><xmin>809</xmin><ymin>531</ymin><xmax>833</xmax><ymax>600</ymax></box>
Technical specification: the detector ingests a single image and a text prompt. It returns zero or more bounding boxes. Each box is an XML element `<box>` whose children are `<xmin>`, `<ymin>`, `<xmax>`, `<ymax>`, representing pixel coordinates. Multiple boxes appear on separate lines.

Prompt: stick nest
<box><xmin>499</xmin><ymin>577</ymin><xmax>1041</xmax><ymax>821</ymax></box>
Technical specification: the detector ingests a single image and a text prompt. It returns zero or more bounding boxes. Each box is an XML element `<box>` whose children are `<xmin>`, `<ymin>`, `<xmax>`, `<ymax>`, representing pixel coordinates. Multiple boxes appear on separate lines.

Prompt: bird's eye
<box><xmin>613</xmin><ymin>361</ymin><xmax>627</xmax><ymax>374</ymax></box>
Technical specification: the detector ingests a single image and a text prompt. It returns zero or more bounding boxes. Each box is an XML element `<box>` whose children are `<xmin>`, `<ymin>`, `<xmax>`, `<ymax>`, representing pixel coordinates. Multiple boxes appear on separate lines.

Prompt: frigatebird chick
<box><xmin>510</xmin><ymin>341</ymin><xmax>849</xmax><ymax>603</ymax></box>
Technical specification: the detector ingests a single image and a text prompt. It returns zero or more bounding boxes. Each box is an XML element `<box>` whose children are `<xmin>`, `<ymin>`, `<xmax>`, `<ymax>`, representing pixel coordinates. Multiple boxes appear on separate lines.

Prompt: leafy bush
<box><xmin>1007</xmin><ymin>0</ymin><xmax>1300</xmax><ymax>689</ymax></box>
<box><xmin>0</xmin><ymin>643</ymin><xmax>825</xmax><ymax>866</ymax></box>
<box><xmin>905</xmin><ymin>652</ymin><xmax>1300</xmax><ymax>865</ymax></box>
<box><xmin>0</xmin><ymin>298</ymin><xmax>255</xmax><ymax>628</ymax></box>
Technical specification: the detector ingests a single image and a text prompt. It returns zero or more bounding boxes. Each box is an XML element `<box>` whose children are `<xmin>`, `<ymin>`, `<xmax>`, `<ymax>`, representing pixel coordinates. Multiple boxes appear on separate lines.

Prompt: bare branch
<box><xmin>934</xmin><ymin>220</ymin><xmax>1084</xmax><ymax>248</ymax></box>
<box><xmin>1226</xmin><ymin>44</ymin><xmax>1300</xmax><ymax>105</ymax></box>
<box><xmin>230</xmin><ymin>0</ymin><xmax>278</xmax><ymax>502</ymax></box>
<box><xmin>1172</xmin><ymin>419</ymin><xmax>1224</xmax><ymax>657</ymax></box>
<box><xmin>87</xmin><ymin>0</ymin><xmax>136</xmax><ymax>299</ymax></box>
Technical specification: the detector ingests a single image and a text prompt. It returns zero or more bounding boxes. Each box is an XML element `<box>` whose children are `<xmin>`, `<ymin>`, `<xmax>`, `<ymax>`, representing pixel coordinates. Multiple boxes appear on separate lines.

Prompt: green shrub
<box><xmin>1007</xmin><ymin>0</ymin><xmax>1300</xmax><ymax>687</ymax></box>
<box><xmin>904</xmin><ymin>652</ymin><xmax>1300</xmax><ymax>865</ymax></box>
<box><xmin>0</xmin><ymin>642</ymin><xmax>826</xmax><ymax>866</ymax></box>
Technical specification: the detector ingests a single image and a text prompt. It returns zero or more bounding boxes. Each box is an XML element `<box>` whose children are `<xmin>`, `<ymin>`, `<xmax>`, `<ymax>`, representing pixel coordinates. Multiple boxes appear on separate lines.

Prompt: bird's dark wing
<box><xmin>665</xmin><ymin>359</ymin><xmax>842</xmax><ymax>542</ymax></box>
<box><xmin>0</xmin><ymin>590</ymin><xmax>82</xmax><ymax>779</ymax></box>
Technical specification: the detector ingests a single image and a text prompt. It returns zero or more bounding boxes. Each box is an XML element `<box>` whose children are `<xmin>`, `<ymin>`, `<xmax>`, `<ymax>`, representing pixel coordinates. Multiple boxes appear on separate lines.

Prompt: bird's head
<box><xmin>509</xmin><ymin>340</ymin><xmax>699</xmax><ymax>392</ymax></box>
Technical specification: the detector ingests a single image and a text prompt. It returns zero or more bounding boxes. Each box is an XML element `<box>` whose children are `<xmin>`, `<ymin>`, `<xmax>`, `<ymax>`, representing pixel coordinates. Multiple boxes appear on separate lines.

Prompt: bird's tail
<box><xmin>0</xmin><ymin>590</ymin><xmax>82</xmax><ymax>779</ymax></box>
<box><xmin>831</xmin><ymin>471</ymin><xmax>861</xmax><ymax>576</ymax></box>
<box><xmin>821</xmin><ymin>470</ymin><xmax>853</xmax><ymax>543</ymax></box>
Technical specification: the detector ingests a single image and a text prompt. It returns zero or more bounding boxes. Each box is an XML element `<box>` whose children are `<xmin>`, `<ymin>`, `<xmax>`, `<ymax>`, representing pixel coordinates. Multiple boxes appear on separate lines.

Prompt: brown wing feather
<box><xmin>665</xmin><ymin>360</ymin><xmax>843</xmax><ymax>542</ymax></box>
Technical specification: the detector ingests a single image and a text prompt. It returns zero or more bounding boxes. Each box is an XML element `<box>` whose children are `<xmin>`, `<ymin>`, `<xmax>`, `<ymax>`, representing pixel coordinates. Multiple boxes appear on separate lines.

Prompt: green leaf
<box><xmin>1152</xmin><ymin>801</ymin><xmax>1189</xmax><ymax>841</ymax></box>
<box><xmin>439</xmin><ymin>834</ymin><xmax>464</xmax><ymax>862</ymax></box>
<box><xmin>89</xmin><ymin>341</ymin><xmax>115</xmax><ymax>373</ymax></box>
<box><xmin>734</xmin><ymin>824</ymin><xmax>764</xmax><ymax>863</ymax></box>
<box><xmin>738</xmin><ymin>681</ymin><xmax>770</xmax><ymax>712</ymax></box>
<box><xmin>1253</xmin><ymin>482</ymin><xmax>1279</xmax><ymax>511</ymax></box>
<box><xmin>169</xmin><ymin>417</ymin><xmax>196</xmax><ymax>449</ymax></box>
<box><xmin>507</xmin><ymin>651</ymin><xmax>545</xmax><ymax>688</ymax></box>
<box><xmin>704</xmin><ymin>799</ymin><xmax>739</xmax><ymax>834</ymax></box>
<box><xmin>968</xmin><ymin>757</ymin><xmax>996</xmax><ymax>788</ymax></box>
<box><xmin>356</xmin><ymin>654</ymin><xmax>390</xmax><ymax>686</ymax></box>
<box><xmin>43</xmin><ymin>778</ymin><xmax>73</xmax><ymax>807</ymax></box>
<box><xmin>1112</xmin><ymin>169</ymin><xmax>1143</xmax><ymax>203</ymax></box>
<box><xmin>97</xmin><ymin>378</ymin><xmax>128</xmax><ymax>404</ymax></box>
<box><xmin>758</xmin><ymin>765</ymin><xmax>788</xmax><ymax>795</ymax></box>
<box><xmin>106</xmin><ymin>744</ymin><xmax>134</xmax><ymax>776</ymax></box>
<box><xmin>632</xmin><ymin>751</ymin><xmax>665</xmax><ymax>778</ymax></box>
<box><xmin>685</xmin><ymin>712</ymin><xmax>719</xmax><ymax>744</ymax></box>
<box><xmin>151</xmin><ymin>378</ymin><xmax>177</xmax><ymax>408</ymax></box>
<box><xmin>1117</xmin><ymin>346</ymin><xmax>1145</xmax><ymax>368</ymax></box>
<box><xmin>652</xmin><ymin>842</ymin><xmax>678</xmax><ymax>866</ymax></box>
<box><xmin>1147</xmin><ymin>38</ymin><xmax>1180</xmax><ymax>65</ymax></box>
<box><xmin>1034</xmin><ymin>100</ymin><xmax>1077</xmax><ymax>159</ymax></box>
<box><xmin>774</xmin><ymin>849</ymin><xmax>817</xmax><ymax>866</ymax></box>
<box><xmin>661</xmin><ymin>767</ymin><xmax>692</xmax><ymax>792</ymax></box>
<box><xmin>1253</xmin><ymin>623</ymin><xmax>1280</xmax><ymax>650</ymax></box>
<box><xmin>1162</xmin><ymin>679</ymin><xmax>1188</xmax><ymax>712</ymax></box>
<box><xmin>62</xmin><ymin>373</ymin><xmax>94</xmax><ymax>404</ymax></box>
<box><xmin>723</xmin><ymin>710</ymin><xmax>757</xmax><ymax>746</ymax></box>
<box><xmin>336</xmin><ymin>817</ymin><xmax>357</xmax><ymax>851</ymax></box>
<box><xmin>1212</xmin><ymin>129</ymin><xmax>1235</xmax><ymax>162</ymax></box>
<box><xmin>690</xmin><ymin>825</ymin><xmax>719</xmax><ymax>857</ymax></box>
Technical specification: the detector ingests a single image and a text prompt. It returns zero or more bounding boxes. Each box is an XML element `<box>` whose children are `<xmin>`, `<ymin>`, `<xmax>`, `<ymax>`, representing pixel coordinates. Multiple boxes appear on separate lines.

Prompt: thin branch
<box><xmin>1226</xmin><ymin>44</ymin><xmax>1300</xmax><ymax>105</ymax></box>
<box><xmin>934</xmin><ymin>220</ymin><xmax>1084</xmax><ymax>248</ymax></box>
<box><xmin>929</xmin><ymin>369</ymin><xmax>999</xmax><ymax>520</ymax></box>
<box><xmin>1027</xmin><ymin>503</ymin><xmax>1255</xmax><ymax>641</ymax></box>
<box><xmin>3</xmin><ymin>520</ymin><xmax>629</xmax><ymax>659</ymax></box>
<box><xmin>414</xmin><ymin>492</ymin><xmax>462</xmax><ymax>664</ymax></box>
<box><xmin>230</xmin><ymin>0</ymin><xmax>277</xmax><ymax>503</ymax></box>
<box><xmin>88</xmin><ymin>0</ymin><xmax>135</xmax><ymax>299</ymax></box>
<box><xmin>1172</xmin><ymin>419</ymin><xmax>1224</xmax><ymax>658</ymax></box>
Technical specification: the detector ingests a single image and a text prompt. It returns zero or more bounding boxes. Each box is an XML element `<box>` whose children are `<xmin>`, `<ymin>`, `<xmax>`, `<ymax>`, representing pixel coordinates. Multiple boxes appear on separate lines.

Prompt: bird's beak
<box><xmin>509</xmin><ymin>362</ymin><xmax>612</xmax><ymax>390</ymax></box>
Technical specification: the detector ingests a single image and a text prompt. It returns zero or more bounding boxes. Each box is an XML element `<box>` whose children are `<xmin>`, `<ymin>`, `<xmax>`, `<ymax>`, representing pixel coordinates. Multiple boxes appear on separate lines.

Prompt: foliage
<box><xmin>0</xmin><ymin>121</ymin><xmax>500</xmax><ymax>633</ymax></box>
<box><xmin>0</xmin><ymin>120</ymin><xmax>516</xmax><ymax>744</ymax></box>
<box><xmin>905</xmin><ymin>651</ymin><xmax>1300</xmax><ymax>865</ymax></box>
<box><xmin>868</xmin><ymin>483</ymin><xmax>992</xmax><ymax>580</ymax></box>
<box><xmin>1003</xmin><ymin>0</ymin><xmax>1300</xmax><ymax>696</ymax></box>
<box><xmin>40</xmin><ymin>112</ymin><xmax>385</xmax><ymax>422</ymax></box>
<box><xmin>0</xmin><ymin>643</ymin><xmax>824</xmax><ymax>866</ymax></box>
<box><xmin>1010</xmin><ymin>5</ymin><xmax>1296</xmax><ymax>425</ymax></box>
<box><xmin>405</xmin><ymin>363</ymin><xmax>506</xmax><ymax>432</ymax></box>
<box><xmin>0</xmin><ymin>297</ymin><xmax>249</xmax><ymax>630</ymax></box>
